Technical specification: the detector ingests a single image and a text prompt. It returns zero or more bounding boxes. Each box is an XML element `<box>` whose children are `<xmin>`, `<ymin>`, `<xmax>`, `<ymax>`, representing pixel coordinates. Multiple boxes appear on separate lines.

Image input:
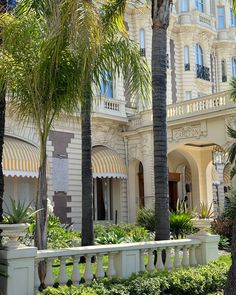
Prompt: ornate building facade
<box><xmin>3</xmin><ymin>0</ymin><xmax>236</xmax><ymax>228</ymax></box>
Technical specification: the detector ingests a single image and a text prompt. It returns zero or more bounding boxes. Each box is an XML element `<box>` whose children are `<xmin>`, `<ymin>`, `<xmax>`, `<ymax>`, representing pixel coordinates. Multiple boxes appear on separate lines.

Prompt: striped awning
<box><xmin>92</xmin><ymin>146</ymin><xmax>127</xmax><ymax>179</ymax></box>
<box><xmin>3</xmin><ymin>137</ymin><xmax>39</xmax><ymax>178</ymax></box>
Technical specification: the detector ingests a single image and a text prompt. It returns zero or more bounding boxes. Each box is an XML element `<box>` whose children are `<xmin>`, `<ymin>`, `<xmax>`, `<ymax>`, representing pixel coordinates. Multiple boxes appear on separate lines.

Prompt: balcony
<box><xmin>93</xmin><ymin>96</ymin><xmax>127</xmax><ymax>121</ymax></box>
<box><xmin>196</xmin><ymin>64</ymin><xmax>210</xmax><ymax>81</ymax></box>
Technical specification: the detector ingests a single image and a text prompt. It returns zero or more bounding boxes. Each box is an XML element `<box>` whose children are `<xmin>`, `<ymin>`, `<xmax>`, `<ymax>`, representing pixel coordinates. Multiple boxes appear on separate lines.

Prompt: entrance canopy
<box><xmin>3</xmin><ymin>137</ymin><xmax>39</xmax><ymax>178</ymax></box>
<box><xmin>92</xmin><ymin>146</ymin><xmax>127</xmax><ymax>179</ymax></box>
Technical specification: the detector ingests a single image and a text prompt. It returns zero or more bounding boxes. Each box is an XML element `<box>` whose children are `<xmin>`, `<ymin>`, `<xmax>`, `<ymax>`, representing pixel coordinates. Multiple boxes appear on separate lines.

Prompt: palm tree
<box><xmin>68</xmin><ymin>0</ymin><xmax>151</xmax><ymax>246</ymax></box>
<box><xmin>152</xmin><ymin>0</ymin><xmax>172</xmax><ymax>241</ymax></box>
<box><xmin>0</xmin><ymin>0</ymin><xmax>83</xmax><ymax>255</ymax></box>
<box><xmin>224</xmin><ymin>77</ymin><xmax>236</xmax><ymax>294</ymax></box>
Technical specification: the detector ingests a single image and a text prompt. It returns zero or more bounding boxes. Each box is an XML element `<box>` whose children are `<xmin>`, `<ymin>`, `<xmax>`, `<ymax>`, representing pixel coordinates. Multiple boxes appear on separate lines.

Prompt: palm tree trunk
<box><xmin>81</xmin><ymin>82</ymin><xmax>94</xmax><ymax>246</ymax></box>
<box><xmin>0</xmin><ymin>85</ymin><xmax>5</xmax><ymax>223</ymax></box>
<box><xmin>225</xmin><ymin>218</ymin><xmax>236</xmax><ymax>294</ymax></box>
<box><xmin>152</xmin><ymin>0</ymin><xmax>170</xmax><ymax>241</ymax></box>
<box><xmin>0</xmin><ymin>0</ymin><xmax>7</xmax><ymax>225</ymax></box>
<box><xmin>35</xmin><ymin>135</ymin><xmax>48</xmax><ymax>285</ymax></box>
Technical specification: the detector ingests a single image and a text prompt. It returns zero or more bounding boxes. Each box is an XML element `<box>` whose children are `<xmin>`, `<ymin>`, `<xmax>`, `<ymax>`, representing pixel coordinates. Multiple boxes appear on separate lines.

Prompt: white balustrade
<box><xmin>71</xmin><ymin>255</ymin><xmax>81</xmax><ymax>286</ymax></box>
<box><xmin>58</xmin><ymin>257</ymin><xmax>68</xmax><ymax>285</ymax></box>
<box><xmin>84</xmin><ymin>255</ymin><xmax>94</xmax><ymax>283</ymax></box>
<box><xmin>96</xmin><ymin>253</ymin><xmax>105</xmax><ymax>279</ymax></box>
<box><xmin>34</xmin><ymin>260</ymin><xmax>41</xmax><ymax>293</ymax></box>
<box><xmin>93</xmin><ymin>96</ymin><xmax>126</xmax><ymax>118</ymax></box>
<box><xmin>33</xmin><ymin>236</ymin><xmax>220</xmax><ymax>291</ymax></box>
<box><xmin>107</xmin><ymin>252</ymin><xmax>117</xmax><ymax>277</ymax></box>
<box><xmin>44</xmin><ymin>258</ymin><xmax>55</xmax><ymax>287</ymax></box>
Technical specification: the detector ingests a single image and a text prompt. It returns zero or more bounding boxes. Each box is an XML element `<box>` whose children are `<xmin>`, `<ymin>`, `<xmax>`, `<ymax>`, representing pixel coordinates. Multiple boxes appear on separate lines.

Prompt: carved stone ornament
<box><xmin>169</xmin><ymin>122</ymin><xmax>207</xmax><ymax>142</ymax></box>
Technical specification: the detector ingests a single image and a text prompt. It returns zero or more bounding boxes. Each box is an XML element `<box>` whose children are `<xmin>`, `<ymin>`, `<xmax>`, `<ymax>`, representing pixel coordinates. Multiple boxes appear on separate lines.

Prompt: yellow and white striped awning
<box><xmin>92</xmin><ymin>146</ymin><xmax>127</xmax><ymax>179</ymax></box>
<box><xmin>3</xmin><ymin>137</ymin><xmax>39</xmax><ymax>178</ymax></box>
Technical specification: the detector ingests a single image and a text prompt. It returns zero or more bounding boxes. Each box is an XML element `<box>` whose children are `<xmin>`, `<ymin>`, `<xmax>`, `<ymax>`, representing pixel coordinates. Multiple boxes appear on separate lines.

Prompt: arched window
<box><xmin>139</xmin><ymin>29</ymin><xmax>145</xmax><ymax>56</ymax></box>
<box><xmin>221</xmin><ymin>59</ymin><xmax>227</xmax><ymax>82</ymax></box>
<box><xmin>100</xmin><ymin>71</ymin><xmax>113</xmax><ymax>99</ymax></box>
<box><xmin>195</xmin><ymin>0</ymin><xmax>204</xmax><ymax>12</ymax></box>
<box><xmin>232</xmin><ymin>58</ymin><xmax>236</xmax><ymax>77</ymax></box>
<box><xmin>184</xmin><ymin>46</ymin><xmax>190</xmax><ymax>70</ymax></box>
<box><xmin>196</xmin><ymin>43</ymin><xmax>203</xmax><ymax>66</ymax></box>
<box><xmin>181</xmin><ymin>0</ymin><xmax>189</xmax><ymax>12</ymax></box>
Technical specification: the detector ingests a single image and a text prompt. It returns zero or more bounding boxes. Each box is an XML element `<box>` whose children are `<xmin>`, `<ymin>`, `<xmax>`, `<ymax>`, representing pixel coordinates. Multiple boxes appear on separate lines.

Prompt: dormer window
<box><xmin>139</xmin><ymin>29</ymin><xmax>146</xmax><ymax>56</ymax></box>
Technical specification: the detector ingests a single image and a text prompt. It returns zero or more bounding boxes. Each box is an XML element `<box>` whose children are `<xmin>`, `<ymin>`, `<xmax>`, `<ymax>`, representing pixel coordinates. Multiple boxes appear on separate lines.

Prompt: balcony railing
<box><xmin>196</xmin><ymin>64</ymin><xmax>210</xmax><ymax>81</ymax></box>
<box><xmin>93</xmin><ymin>96</ymin><xmax>127</xmax><ymax>120</ymax></box>
<box><xmin>185</xmin><ymin>63</ymin><xmax>190</xmax><ymax>71</ymax></box>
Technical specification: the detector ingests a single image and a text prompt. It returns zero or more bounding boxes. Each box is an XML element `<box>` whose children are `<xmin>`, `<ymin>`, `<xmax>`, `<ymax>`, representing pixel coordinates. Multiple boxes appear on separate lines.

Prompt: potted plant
<box><xmin>0</xmin><ymin>197</ymin><xmax>38</xmax><ymax>249</ymax></box>
<box><xmin>192</xmin><ymin>202</ymin><xmax>214</xmax><ymax>232</ymax></box>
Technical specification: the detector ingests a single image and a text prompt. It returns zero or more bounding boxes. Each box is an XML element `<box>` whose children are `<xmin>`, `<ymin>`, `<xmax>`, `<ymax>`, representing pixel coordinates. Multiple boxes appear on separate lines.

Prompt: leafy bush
<box><xmin>218</xmin><ymin>235</ymin><xmax>230</xmax><ymax>251</ymax></box>
<box><xmin>211</xmin><ymin>216</ymin><xmax>233</xmax><ymax>240</ymax></box>
<box><xmin>94</xmin><ymin>223</ymin><xmax>150</xmax><ymax>245</ymax></box>
<box><xmin>137</xmin><ymin>207</ymin><xmax>194</xmax><ymax>239</ymax></box>
<box><xmin>136</xmin><ymin>208</ymin><xmax>155</xmax><ymax>232</ymax></box>
<box><xmin>40</xmin><ymin>260</ymin><xmax>228</xmax><ymax>295</ymax></box>
<box><xmin>170</xmin><ymin>211</ymin><xmax>194</xmax><ymax>239</ymax></box>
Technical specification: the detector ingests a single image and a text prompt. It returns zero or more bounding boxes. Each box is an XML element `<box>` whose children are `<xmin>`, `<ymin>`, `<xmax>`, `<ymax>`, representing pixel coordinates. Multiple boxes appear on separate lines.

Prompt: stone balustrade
<box><xmin>0</xmin><ymin>231</ymin><xmax>220</xmax><ymax>294</ymax></box>
<box><xmin>167</xmin><ymin>91</ymin><xmax>231</xmax><ymax>120</ymax></box>
<box><xmin>93</xmin><ymin>96</ymin><xmax>127</xmax><ymax>120</ymax></box>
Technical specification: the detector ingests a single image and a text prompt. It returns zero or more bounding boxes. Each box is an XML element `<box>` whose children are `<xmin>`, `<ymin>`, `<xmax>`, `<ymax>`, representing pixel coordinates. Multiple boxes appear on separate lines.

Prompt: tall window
<box><xmin>231</xmin><ymin>9</ymin><xmax>236</xmax><ymax>27</ymax></box>
<box><xmin>217</xmin><ymin>7</ymin><xmax>225</xmax><ymax>29</ymax></box>
<box><xmin>181</xmin><ymin>0</ymin><xmax>189</xmax><ymax>12</ymax></box>
<box><xmin>195</xmin><ymin>0</ymin><xmax>204</xmax><ymax>12</ymax></box>
<box><xmin>221</xmin><ymin>59</ymin><xmax>227</xmax><ymax>82</ymax></box>
<box><xmin>196</xmin><ymin>43</ymin><xmax>203</xmax><ymax>66</ymax></box>
<box><xmin>100</xmin><ymin>71</ymin><xmax>113</xmax><ymax>98</ymax></box>
<box><xmin>232</xmin><ymin>58</ymin><xmax>236</xmax><ymax>77</ymax></box>
<box><xmin>184</xmin><ymin>46</ymin><xmax>190</xmax><ymax>70</ymax></box>
<box><xmin>139</xmin><ymin>29</ymin><xmax>145</xmax><ymax>56</ymax></box>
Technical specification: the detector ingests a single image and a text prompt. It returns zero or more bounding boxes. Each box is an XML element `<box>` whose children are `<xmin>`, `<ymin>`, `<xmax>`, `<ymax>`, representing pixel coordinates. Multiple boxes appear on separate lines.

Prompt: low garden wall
<box><xmin>0</xmin><ymin>230</ymin><xmax>220</xmax><ymax>295</ymax></box>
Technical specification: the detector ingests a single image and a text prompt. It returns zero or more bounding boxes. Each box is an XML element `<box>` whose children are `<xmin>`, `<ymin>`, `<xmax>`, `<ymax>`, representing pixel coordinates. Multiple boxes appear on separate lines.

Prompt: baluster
<box><xmin>96</xmin><ymin>253</ymin><xmax>105</xmax><ymax>279</ymax></box>
<box><xmin>156</xmin><ymin>248</ymin><xmax>164</xmax><ymax>270</ymax></box>
<box><xmin>84</xmin><ymin>254</ymin><xmax>94</xmax><ymax>283</ymax></box>
<box><xmin>147</xmin><ymin>249</ymin><xmax>155</xmax><ymax>272</ymax></box>
<box><xmin>189</xmin><ymin>246</ymin><xmax>197</xmax><ymax>266</ymax></box>
<box><xmin>174</xmin><ymin>247</ymin><xmax>181</xmax><ymax>268</ymax></box>
<box><xmin>44</xmin><ymin>258</ymin><xmax>54</xmax><ymax>287</ymax></box>
<box><xmin>182</xmin><ymin>246</ymin><xmax>189</xmax><ymax>268</ymax></box>
<box><xmin>58</xmin><ymin>256</ymin><xmax>68</xmax><ymax>285</ymax></box>
<box><xmin>71</xmin><ymin>255</ymin><xmax>81</xmax><ymax>286</ymax></box>
<box><xmin>107</xmin><ymin>252</ymin><xmax>116</xmax><ymax>277</ymax></box>
<box><xmin>165</xmin><ymin>248</ymin><xmax>172</xmax><ymax>270</ymax></box>
<box><xmin>140</xmin><ymin>250</ymin><xmax>146</xmax><ymax>272</ymax></box>
<box><xmin>34</xmin><ymin>259</ymin><xmax>41</xmax><ymax>292</ymax></box>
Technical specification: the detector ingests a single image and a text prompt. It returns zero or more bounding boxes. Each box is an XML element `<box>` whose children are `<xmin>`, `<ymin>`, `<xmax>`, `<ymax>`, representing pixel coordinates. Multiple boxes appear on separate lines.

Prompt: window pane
<box><xmin>100</xmin><ymin>71</ymin><xmax>113</xmax><ymax>99</ymax></box>
<box><xmin>231</xmin><ymin>9</ymin><xmax>236</xmax><ymax>27</ymax></box>
<box><xmin>181</xmin><ymin>0</ymin><xmax>189</xmax><ymax>12</ymax></box>
<box><xmin>217</xmin><ymin>7</ymin><xmax>225</xmax><ymax>29</ymax></box>
<box><xmin>196</xmin><ymin>44</ymin><xmax>203</xmax><ymax>66</ymax></box>
<box><xmin>232</xmin><ymin>58</ymin><xmax>236</xmax><ymax>77</ymax></box>
<box><xmin>196</xmin><ymin>0</ymin><xmax>204</xmax><ymax>12</ymax></box>
<box><xmin>139</xmin><ymin>29</ymin><xmax>145</xmax><ymax>49</ymax></box>
<box><xmin>184</xmin><ymin>46</ymin><xmax>189</xmax><ymax>64</ymax></box>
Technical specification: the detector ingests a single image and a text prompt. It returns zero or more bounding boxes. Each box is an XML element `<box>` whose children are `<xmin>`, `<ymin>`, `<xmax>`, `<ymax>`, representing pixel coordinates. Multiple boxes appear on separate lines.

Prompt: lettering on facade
<box><xmin>169</xmin><ymin>122</ymin><xmax>207</xmax><ymax>142</ymax></box>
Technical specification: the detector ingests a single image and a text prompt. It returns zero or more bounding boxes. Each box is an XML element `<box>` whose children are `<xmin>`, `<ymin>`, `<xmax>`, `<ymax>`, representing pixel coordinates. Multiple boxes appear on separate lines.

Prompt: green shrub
<box><xmin>94</xmin><ymin>223</ymin><xmax>150</xmax><ymax>245</ymax></box>
<box><xmin>40</xmin><ymin>260</ymin><xmax>228</xmax><ymax>295</ymax></box>
<box><xmin>170</xmin><ymin>211</ymin><xmax>194</xmax><ymax>239</ymax></box>
<box><xmin>136</xmin><ymin>208</ymin><xmax>155</xmax><ymax>232</ymax></box>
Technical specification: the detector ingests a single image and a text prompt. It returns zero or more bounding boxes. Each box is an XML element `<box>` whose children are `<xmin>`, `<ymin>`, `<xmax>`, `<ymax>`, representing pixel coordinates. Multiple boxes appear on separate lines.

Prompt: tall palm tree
<box><xmin>225</xmin><ymin>77</ymin><xmax>236</xmax><ymax>294</ymax></box>
<box><xmin>152</xmin><ymin>0</ymin><xmax>172</xmax><ymax>241</ymax></box>
<box><xmin>0</xmin><ymin>0</ymin><xmax>83</xmax><ymax>255</ymax></box>
<box><xmin>67</xmin><ymin>0</ymin><xmax>151</xmax><ymax>246</ymax></box>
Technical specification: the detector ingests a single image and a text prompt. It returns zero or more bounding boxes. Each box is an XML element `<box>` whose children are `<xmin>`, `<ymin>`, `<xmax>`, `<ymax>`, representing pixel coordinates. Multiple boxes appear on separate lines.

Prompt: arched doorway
<box><xmin>138</xmin><ymin>162</ymin><xmax>144</xmax><ymax>208</ymax></box>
